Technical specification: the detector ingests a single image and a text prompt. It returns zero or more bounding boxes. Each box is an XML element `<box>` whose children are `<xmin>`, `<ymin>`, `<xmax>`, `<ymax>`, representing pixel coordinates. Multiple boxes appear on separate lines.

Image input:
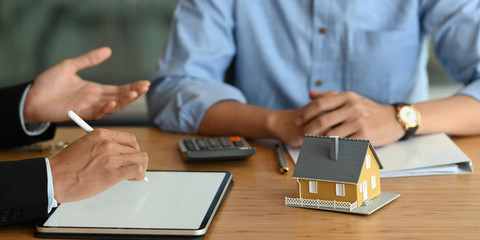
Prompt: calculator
<box><xmin>178</xmin><ymin>136</ymin><xmax>257</xmax><ymax>162</ymax></box>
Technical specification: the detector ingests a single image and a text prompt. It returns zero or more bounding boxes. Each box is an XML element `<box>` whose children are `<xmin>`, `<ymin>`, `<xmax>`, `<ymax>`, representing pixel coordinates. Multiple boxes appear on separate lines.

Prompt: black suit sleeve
<box><xmin>0</xmin><ymin>158</ymin><xmax>48</xmax><ymax>227</ymax></box>
<box><xmin>0</xmin><ymin>82</ymin><xmax>56</xmax><ymax>148</ymax></box>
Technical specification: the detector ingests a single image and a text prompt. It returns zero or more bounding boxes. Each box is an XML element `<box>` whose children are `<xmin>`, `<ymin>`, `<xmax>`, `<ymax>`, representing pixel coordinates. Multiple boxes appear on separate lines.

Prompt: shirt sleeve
<box><xmin>44</xmin><ymin>158</ymin><xmax>58</xmax><ymax>213</ymax></box>
<box><xmin>421</xmin><ymin>0</ymin><xmax>480</xmax><ymax>100</ymax></box>
<box><xmin>147</xmin><ymin>0</ymin><xmax>246</xmax><ymax>134</ymax></box>
<box><xmin>19</xmin><ymin>84</ymin><xmax>51</xmax><ymax>136</ymax></box>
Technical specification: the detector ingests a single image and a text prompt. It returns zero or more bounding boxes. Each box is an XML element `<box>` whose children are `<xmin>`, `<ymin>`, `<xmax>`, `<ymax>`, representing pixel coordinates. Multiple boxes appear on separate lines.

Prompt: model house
<box><xmin>288</xmin><ymin>135</ymin><xmax>383</xmax><ymax>211</ymax></box>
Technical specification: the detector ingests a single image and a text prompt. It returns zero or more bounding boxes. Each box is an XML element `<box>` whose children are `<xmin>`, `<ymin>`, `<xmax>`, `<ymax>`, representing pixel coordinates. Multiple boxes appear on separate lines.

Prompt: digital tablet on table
<box><xmin>36</xmin><ymin>171</ymin><xmax>233</xmax><ymax>240</ymax></box>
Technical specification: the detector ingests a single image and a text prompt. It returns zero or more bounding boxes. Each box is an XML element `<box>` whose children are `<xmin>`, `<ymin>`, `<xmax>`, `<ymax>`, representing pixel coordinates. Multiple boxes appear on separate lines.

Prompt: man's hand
<box><xmin>267</xmin><ymin>91</ymin><xmax>405</xmax><ymax>147</ymax></box>
<box><xmin>23</xmin><ymin>47</ymin><xmax>150</xmax><ymax>123</ymax></box>
<box><xmin>297</xmin><ymin>91</ymin><xmax>405</xmax><ymax>146</ymax></box>
<box><xmin>200</xmin><ymin>91</ymin><xmax>406</xmax><ymax>147</ymax></box>
<box><xmin>49</xmin><ymin>128</ymin><xmax>149</xmax><ymax>203</ymax></box>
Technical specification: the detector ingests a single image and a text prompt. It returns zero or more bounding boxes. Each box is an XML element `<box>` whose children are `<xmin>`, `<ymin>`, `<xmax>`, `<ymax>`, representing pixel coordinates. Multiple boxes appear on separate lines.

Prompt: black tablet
<box><xmin>36</xmin><ymin>171</ymin><xmax>232</xmax><ymax>239</ymax></box>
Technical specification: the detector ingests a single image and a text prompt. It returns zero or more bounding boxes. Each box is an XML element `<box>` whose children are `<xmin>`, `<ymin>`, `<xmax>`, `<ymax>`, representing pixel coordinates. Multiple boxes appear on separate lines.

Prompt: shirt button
<box><xmin>315</xmin><ymin>80</ymin><xmax>323</xmax><ymax>87</ymax></box>
<box><xmin>11</xmin><ymin>208</ymin><xmax>21</xmax><ymax>218</ymax></box>
<box><xmin>318</xmin><ymin>28</ymin><xmax>326</xmax><ymax>34</ymax></box>
<box><xmin>0</xmin><ymin>211</ymin><xmax>8</xmax><ymax>222</ymax></box>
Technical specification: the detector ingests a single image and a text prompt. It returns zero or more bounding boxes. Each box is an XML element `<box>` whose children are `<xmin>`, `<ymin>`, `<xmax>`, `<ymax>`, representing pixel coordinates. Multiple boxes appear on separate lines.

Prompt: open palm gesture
<box><xmin>23</xmin><ymin>47</ymin><xmax>150</xmax><ymax>123</ymax></box>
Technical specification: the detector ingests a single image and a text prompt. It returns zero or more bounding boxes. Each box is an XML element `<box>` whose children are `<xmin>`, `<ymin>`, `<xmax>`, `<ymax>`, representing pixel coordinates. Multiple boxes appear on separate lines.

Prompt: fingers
<box><xmin>115</xmin><ymin>80</ymin><xmax>151</xmax><ymax>107</ymax></box>
<box><xmin>116</xmin><ymin>152</ymin><xmax>149</xmax><ymax>181</ymax></box>
<box><xmin>92</xmin><ymin>80</ymin><xmax>151</xmax><ymax>114</ymax></box>
<box><xmin>66</xmin><ymin>47</ymin><xmax>112</xmax><ymax>72</ymax></box>
<box><xmin>301</xmin><ymin>109</ymin><xmax>346</xmax><ymax>135</ymax></box>
<box><xmin>70</xmin><ymin>80</ymin><xmax>149</xmax><ymax>120</ymax></box>
<box><xmin>295</xmin><ymin>92</ymin><xmax>350</xmax><ymax>126</ymax></box>
<box><xmin>99</xmin><ymin>101</ymin><xmax>117</xmax><ymax>117</ymax></box>
<box><xmin>128</xmin><ymin>80</ymin><xmax>151</xmax><ymax>95</ymax></box>
<box><xmin>324</xmin><ymin>119</ymin><xmax>362</xmax><ymax>139</ymax></box>
<box><xmin>90</xmin><ymin>129</ymin><xmax>141</xmax><ymax>151</ymax></box>
<box><xmin>116</xmin><ymin>91</ymin><xmax>139</xmax><ymax>108</ymax></box>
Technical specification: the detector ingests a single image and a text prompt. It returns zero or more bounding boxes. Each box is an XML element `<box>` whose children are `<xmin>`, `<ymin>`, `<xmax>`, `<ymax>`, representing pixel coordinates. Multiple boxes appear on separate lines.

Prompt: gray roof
<box><xmin>292</xmin><ymin>135</ymin><xmax>383</xmax><ymax>184</ymax></box>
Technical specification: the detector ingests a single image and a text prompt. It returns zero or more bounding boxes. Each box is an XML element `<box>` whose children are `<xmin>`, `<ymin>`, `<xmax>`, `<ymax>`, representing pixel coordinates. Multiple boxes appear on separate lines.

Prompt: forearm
<box><xmin>199</xmin><ymin>101</ymin><xmax>277</xmax><ymax>138</ymax></box>
<box><xmin>415</xmin><ymin>95</ymin><xmax>480</xmax><ymax>136</ymax></box>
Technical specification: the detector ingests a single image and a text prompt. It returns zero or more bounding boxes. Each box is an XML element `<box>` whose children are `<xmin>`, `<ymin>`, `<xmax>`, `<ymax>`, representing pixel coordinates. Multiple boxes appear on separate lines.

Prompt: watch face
<box><xmin>399</xmin><ymin>106</ymin><xmax>419</xmax><ymax>127</ymax></box>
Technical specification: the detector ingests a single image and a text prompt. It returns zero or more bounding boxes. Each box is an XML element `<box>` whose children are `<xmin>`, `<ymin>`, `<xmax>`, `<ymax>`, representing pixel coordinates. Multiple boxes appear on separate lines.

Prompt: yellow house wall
<box><xmin>296</xmin><ymin>179</ymin><xmax>357</xmax><ymax>203</ymax></box>
<box><xmin>356</xmin><ymin>146</ymin><xmax>382</xmax><ymax>205</ymax></box>
<box><xmin>296</xmin><ymin>146</ymin><xmax>382</xmax><ymax>207</ymax></box>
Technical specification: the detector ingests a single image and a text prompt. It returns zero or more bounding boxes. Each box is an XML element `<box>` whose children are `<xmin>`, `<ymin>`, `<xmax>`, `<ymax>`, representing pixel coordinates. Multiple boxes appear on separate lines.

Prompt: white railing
<box><xmin>285</xmin><ymin>197</ymin><xmax>357</xmax><ymax>211</ymax></box>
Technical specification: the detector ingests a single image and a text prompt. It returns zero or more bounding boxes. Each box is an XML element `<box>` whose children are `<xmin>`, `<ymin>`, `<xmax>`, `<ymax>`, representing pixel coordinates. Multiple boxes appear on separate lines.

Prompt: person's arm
<box><xmin>0</xmin><ymin>158</ymin><xmax>49</xmax><ymax>227</ymax></box>
<box><xmin>0</xmin><ymin>128</ymin><xmax>148</xmax><ymax>227</ymax></box>
<box><xmin>198</xmin><ymin>101</ymin><xmax>306</xmax><ymax>147</ymax></box>
<box><xmin>291</xmin><ymin>91</ymin><xmax>480</xmax><ymax>147</ymax></box>
<box><xmin>148</xmin><ymin>0</ymin><xmax>244</xmax><ymax>133</ymax></box>
<box><xmin>415</xmin><ymin>95</ymin><xmax>480</xmax><ymax>135</ymax></box>
<box><xmin>417</xmin><ymin>1</ymin><xmax>480</xmax><ymax>133</ymax></box>
<box><xmin>0</xmin><ymin>83</ymin><xmax>56</xmax><ymax>148</ymax></box>
<box><xmin>0</xmin><ymin>47</ymin><xmax>149</xmax><ymax>149</ymax></box>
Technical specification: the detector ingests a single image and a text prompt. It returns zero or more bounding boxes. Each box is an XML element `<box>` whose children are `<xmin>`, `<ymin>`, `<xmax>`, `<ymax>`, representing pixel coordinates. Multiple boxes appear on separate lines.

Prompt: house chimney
<box><xmin>330</xmin><ymin>136</ymin><xmax>339</xmax><ymax>160</ymax></box>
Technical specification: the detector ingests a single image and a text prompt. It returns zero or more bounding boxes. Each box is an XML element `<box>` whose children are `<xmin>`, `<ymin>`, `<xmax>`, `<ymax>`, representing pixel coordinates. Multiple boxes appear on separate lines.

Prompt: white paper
<box><xmin>286</xmin><ymin>133</ymin><xmax>472</xmax><ymax>178</ymax></box>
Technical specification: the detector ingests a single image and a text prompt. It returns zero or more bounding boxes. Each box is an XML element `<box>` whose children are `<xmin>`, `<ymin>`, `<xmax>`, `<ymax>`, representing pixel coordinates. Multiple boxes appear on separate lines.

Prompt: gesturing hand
<box><xmin>49</xmin><ymin>128</ymin><xmax>149</xmax><ymax>203</ymax></box>
<box><xmin>23</xmin><ymin>47</ymin><xmax>150</xmax><ymax>123</ymax></box>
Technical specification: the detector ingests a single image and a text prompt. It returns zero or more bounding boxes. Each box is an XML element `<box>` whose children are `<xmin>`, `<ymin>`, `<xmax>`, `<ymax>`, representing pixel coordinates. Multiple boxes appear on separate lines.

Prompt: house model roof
<box><xmin>292</xmin><ymin>135</ymin><xmax>383</xmax><ymax>184</ymax></box>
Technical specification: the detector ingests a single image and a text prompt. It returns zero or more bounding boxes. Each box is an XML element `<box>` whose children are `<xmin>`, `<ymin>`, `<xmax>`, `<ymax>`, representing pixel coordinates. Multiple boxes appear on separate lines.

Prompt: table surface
<box><xmin>1</xmin><ymin>127</ymin><xmax>479</xmax><ymax>240</ymax></box>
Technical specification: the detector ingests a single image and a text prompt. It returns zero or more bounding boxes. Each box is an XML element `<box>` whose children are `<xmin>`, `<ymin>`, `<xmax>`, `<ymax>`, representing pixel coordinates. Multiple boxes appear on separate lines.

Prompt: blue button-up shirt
<box><xmin>148</xmin><ymin>0</ymin><xmax>480</xmax><ymax>133</ymax></box>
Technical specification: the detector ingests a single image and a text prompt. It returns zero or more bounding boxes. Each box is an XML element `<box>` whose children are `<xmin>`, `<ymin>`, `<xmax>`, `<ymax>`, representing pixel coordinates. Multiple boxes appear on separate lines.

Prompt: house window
<box><xmin>335</xmin><ymin>183</ymin><xmax>345</xmax><ymax>197</ymax></box>
<box><xmin>309</xmin><ymin>181</ymin><xmax>318</xmax><ymax>194</ymax></box>
<box><xmin>366</xmin><ymin>155</ymin><xmax>371</xmax><ymax>169</ymax></box>
<box><xmin>371</xmin><ymin>175</ymin><xmax>376</xmax><ymax>189</ymax></box>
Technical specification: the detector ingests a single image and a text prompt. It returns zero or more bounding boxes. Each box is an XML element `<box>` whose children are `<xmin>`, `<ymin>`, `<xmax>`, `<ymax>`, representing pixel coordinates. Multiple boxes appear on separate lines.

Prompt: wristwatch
<box><xmin>393</xmin><ymin>103</ymin><xmax>421</xmax><ymax>140</ymax></box>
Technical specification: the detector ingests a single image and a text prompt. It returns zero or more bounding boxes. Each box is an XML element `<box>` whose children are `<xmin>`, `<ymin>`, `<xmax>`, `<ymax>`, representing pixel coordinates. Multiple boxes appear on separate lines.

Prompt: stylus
<box><xmin>67</xmin><ymin>110</ymin><xmax>94</xmax><ymax>132</ymax></box>
<box><xmin>67</xmin><ymin>110</ymin><xmax>149</xmax><ymax>182</ymax></box>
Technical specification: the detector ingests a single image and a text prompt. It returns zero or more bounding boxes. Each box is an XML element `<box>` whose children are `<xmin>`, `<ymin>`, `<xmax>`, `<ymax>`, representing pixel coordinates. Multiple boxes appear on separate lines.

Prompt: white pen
<box><xmin>67</xmin><ymin>110</ymin><xmax>149</xmax><ymax>182</ymax></box>
<box><xmin>67</xmin><ymin>110</ymin><xmax>94</xmax><ymax>132</ymax></box>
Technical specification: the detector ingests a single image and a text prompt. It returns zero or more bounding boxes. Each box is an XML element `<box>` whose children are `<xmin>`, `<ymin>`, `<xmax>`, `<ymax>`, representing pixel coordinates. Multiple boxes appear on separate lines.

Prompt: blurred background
<box><xmin>0</xmin><ymin>0</ymin><xmax>462</xmax><ymax>126</ymax></box>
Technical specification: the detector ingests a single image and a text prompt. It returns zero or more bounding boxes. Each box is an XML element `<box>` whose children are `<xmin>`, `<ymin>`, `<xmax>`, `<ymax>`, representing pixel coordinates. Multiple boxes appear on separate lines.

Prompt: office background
<box><xmin>0</xmin><ymin>0</ymin><xmax>462</xmax><ymax>125</ymax></box>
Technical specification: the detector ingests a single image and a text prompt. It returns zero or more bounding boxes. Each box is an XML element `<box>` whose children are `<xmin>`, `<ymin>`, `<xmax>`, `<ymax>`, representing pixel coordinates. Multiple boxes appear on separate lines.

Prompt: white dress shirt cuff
<box><xmin>44</xmin><ymin>158</ymin><xmax>58</xmax><ymax>213</ymax></box>
<box><xmin>19</xmin><ymin>84</ymin><xmax>51</xmax><ymax>135</ymax></box>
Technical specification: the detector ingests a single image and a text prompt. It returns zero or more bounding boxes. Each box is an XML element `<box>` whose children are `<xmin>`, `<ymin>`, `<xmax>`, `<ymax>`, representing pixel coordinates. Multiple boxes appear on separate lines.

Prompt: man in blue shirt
<box><xmin>147</xmin><ymin>0</ymin><xmax>480</xmax><ymax>147</ymax></box>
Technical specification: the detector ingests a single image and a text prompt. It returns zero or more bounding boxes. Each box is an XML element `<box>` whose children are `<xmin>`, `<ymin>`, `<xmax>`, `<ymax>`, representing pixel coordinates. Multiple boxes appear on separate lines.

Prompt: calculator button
<box><xmin>195</xmin><ymin>139</ymin><xmax>210</xmax><ymax>149</ymax></box>
<box><xmin>207</xmin><ymin>138</ymin><xmax>220</xmax><ymax>148</ymax></box>
<box><xmin>219</xmin><ymin>137</ymin><xmax>233</xmax><ymax>147</ymax></box>
<box><xmin>183</xmin><ymin>139</ymin><xmax>197</xmax><ymax>151</ymax></box>
<box><xmin>229</xmin><ymin>136</ymin><xmax>242</xmax><ymax>142</ymax></box>
<box><xmin>232</xmin><ymin>140</ymin><xmax>245</xmax><ymax>147</ymax></box>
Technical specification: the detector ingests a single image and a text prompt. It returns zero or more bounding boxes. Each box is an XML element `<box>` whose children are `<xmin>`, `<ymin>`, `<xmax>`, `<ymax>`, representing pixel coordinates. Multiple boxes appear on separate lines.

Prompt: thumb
<box><xmin>69</xmin><ymin>47</ymin><xmax>112</xmax><ymax>72</ymax></box>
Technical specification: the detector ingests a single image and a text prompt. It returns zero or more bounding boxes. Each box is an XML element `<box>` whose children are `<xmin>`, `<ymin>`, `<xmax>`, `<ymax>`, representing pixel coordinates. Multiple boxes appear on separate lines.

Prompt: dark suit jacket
<box><xmin>0</xmin><ymin>158</ymin><xmax>48</xmax><ymax>227</ymax></box>
<box><xmin>0</xmin><ymin>82</ymin><xmax>56</xmax><ymax>148</ymax></box>
<box><xmin>0</xmin><ymin>83</ymin><xmax>56</xmax><ymax>227</ymax></box>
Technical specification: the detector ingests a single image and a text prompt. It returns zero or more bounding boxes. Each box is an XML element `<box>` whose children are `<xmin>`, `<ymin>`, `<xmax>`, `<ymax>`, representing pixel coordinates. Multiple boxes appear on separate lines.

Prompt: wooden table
<box><xmin>1</xmin><ymin>127</ymin><xmax>479</xmax><ymax>240</ymax></box>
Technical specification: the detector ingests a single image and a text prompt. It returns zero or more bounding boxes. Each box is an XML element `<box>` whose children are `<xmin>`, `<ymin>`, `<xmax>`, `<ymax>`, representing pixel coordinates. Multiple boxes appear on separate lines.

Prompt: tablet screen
<box><xmin>38</xmin><ymin>171</ymin><xmax>231</xmax><ymax>235</ymax></box>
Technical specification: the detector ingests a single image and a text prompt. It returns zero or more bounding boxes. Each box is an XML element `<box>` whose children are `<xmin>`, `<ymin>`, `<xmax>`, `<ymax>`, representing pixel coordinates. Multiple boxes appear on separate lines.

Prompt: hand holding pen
<box><xmin>48</xmin><ymin>111</ymin><xmax>148</xmax><ymax>203</ymax></box>
<box><xmin>67</xmin><ymin>110</ymin><xmax>149</xmax><ymax>182</ymax></box>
